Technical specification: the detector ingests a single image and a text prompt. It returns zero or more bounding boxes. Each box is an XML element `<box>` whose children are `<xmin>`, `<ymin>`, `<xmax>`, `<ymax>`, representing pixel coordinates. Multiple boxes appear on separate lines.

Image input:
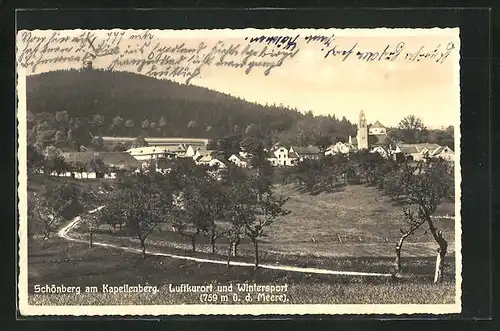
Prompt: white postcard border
<box><xmin>17</xmin><ymin>27</ymin><xmax>462</xmax><ymax>316</ymax></box>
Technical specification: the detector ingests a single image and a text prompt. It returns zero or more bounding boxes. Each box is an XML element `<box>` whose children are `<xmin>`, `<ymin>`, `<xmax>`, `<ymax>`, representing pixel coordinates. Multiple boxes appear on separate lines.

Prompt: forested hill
<box><xmin>26</xmin><ymin>69</ymin><xmax>304</xmax><ymax>139</ymax></box>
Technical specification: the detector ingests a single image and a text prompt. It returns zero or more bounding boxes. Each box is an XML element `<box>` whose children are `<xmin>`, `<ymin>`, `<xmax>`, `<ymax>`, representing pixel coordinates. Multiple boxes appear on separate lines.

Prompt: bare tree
<box><xmin>81</xmin><ymin>188</ymin><xmax>104</xmax><ymax>248</ymax></box>
<box><xmin>394</xmin><ymin>206</ymin><xmax>426</xmax><ymax>274</ymax></box>
<box><xmin>224</xmin><ymin>182</ymin><xmax>255</xmax><ymax>267</ymax></box>
<box><xmin>396</xmin><ymin>158</ymin><xmax>453</xmax><ymax>282</ymax></box>
<box><xmin>244</xmin><ymin>191</ymin><xmax>290</xmax><ymax>268</ymax></box>
<box><xmin>171</xmin><ymin>190</ymin><xmax>204</xmax><ymax>252</ymax></box>
<box><xmin>83</xmin><ymin>213</ymin><xmax>100</xmax><ymax>248</ymax></box>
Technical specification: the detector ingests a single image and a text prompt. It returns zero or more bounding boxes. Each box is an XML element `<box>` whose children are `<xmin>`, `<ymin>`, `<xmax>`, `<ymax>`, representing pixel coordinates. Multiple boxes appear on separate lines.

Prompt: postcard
<box><xmin>17</xmin><ymin>27</ymin><xmax>461</xmax><ymax>315</ymax></box>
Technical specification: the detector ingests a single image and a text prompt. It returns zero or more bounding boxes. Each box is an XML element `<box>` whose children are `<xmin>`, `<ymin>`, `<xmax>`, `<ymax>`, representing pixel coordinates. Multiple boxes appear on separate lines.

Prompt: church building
<box><xmin>348</xmin><ymin>110</ymin><xmax>389</xmax><ymax>150</ymax></box>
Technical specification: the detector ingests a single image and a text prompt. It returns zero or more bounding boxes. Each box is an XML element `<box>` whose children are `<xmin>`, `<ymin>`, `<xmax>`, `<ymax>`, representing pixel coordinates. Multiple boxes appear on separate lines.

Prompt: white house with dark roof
<box><xmin>185</xmin><ymin>145</ymin><xmax>214</xmax><ymax>161</ymax></box>
<box><xmin>195</xmin><ymin>154</ymin><xmax>226</xmax><ymax>169</ymax></box>
<box><xmin>266</xmin><ymin>146</ymin><xmax>297</xmax><ymax>167</ymax></box>
<box><xmin>369</xmin><ymin>120</ymin><xmax>387</xmax><ymax>135</ymax></box>
<box><xmin>228</xmin><ymin>152</ymin><xmax>250</xmax><ymax>168</ymax></box>
<box><xmin>430</xmin><ymin>146</ymin><xmax>455</xmax><ymax>162</ymax></box>
<box><xmin>396</xmin><ymin>143</ymin><xmax>442</xmax><ymax>161</ymax></box>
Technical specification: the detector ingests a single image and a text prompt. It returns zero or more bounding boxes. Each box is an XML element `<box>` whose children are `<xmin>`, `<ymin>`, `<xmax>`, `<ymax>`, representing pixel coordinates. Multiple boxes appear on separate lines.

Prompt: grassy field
<box><xmin>27</xmin><ymin>238</ymin><xmax>455</xmax><ymax>306</ymax></box>
<box><xmin>74</xmin><ymin>183</ymin><xmax>455</xmax><ymax>260</ymax></box>
<box><xmin>268</xmin><ymin>184</ymin><xmax>455</xmax><ymax>257</ymax></box>
<box><xmin>26</xmin><ymin>176</ymin><xmax>458</xmax><ymax>306</ymax></box>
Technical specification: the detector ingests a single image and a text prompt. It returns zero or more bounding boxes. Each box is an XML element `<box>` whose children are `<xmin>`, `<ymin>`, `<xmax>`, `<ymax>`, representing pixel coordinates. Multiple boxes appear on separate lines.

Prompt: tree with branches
<box><xmin>224</xmin><ymin>180</ymin><xmax>257</xmax><ymax>267</ymax></box>
<box><xmin>101</xmin><ymin>171</ymin><xmax>173</xmax><ymax>259</ymax></box>
<box><xmin>28</xmin><ymin>182</ymin><xmax>83</xmax><ymax>239</ymax></box>
<box><xmin>171</xmin><ymin>182</ymin><xmax>205</xmax><ymax>252</ymax></box>
<box><xmin>394</xmin><ymin>205</ymin><xmax>426</xmax><ymax>274</ymax></box>
<box><xmin>80</xmin><ymin>186</ymin><xmax>105</xmax><ymax>248</ymax></box>
<box><xmin>244</xmin><ymin>191</ymin><xmax>290</xmax><ymax>268</ymax></box>
<box><xmin>398</xmin><ymin>115</ymin><xmax>427</xmax><ymax>143</ymax></box>
<box><xmin>27</xmin><ymin>145</ymin><xmax>45</xmax><ymax>174</ymax></box>
<box><xmin>199</xmin><ymin>178</ymin><xmax>227</xmax><ymax>254</ymax></box>
<box><xmin>393</xmin><ymin>158</ymin><xmax>453</xmax><ymax>282</ymax></box>
<box><xmin>125</xmin><ymin>119</ymin><xmax>135</xmax><ymax>136</ymax></box>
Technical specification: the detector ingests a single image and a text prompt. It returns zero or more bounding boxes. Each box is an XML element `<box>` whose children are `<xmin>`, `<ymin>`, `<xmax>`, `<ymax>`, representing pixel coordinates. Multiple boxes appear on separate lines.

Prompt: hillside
<box><xmin>26</xmin><ymin>69</ymin><xmax>304</xmax><ymax>139</ymax></box>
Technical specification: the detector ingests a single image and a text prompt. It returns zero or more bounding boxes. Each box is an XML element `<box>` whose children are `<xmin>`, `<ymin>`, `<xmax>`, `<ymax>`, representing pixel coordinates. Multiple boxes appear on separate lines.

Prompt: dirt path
<box><xmin>58</xmin><ymin>207</ymin><xmax>393</xmax><ymax>277</ymax></box>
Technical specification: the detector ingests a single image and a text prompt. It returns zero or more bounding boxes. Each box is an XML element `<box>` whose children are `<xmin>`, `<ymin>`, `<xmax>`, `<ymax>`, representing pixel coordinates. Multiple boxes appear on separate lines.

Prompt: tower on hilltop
<box><xmin>357</xmin><ymin>110</ymin><xmax>369</xmax><ymax>150</ymax></box>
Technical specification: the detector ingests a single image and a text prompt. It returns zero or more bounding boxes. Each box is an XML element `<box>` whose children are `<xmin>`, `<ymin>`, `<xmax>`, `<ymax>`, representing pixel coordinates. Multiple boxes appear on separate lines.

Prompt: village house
<box><xmin>368</xmin><ymin>120</ymin><xmax>387</xmax><ymax>135</ymax></box>
<box><xmin>265</xmin><ymin>150</ymin><xmax>278</xmax><ymax>167</ymax></box>
<box><xmin>289</xmin><ymin>145</ymin><xmax>321</xmax><ymax>161</ymax></box>
<box><xmin>266</xmin><ymin>146</ymin><xmax>297</xmax><ymax>167</ymax></box>
<box><xmin>185</xmin><ymin>145</ymin><xmax>214</xmax><ymax>160</ymax></box>
<box><xmin>325</xmin><ymin>141</ymin><xmax>358</xmax><ymax>156</ymax></box>
<box><xmin>397</xmin><ymin>143</ymin><xmax>441</xmax><ymax>161</ymax></box>
<box><xmin>208</xmin><ymin>158</ymin><xmax>227</xmax><ymax>169</ymax></box>
<box><xmin>228</xmin><ymin>152</ymin><xmax>251</xmax><ymax>168</ymax></box>
<box><xmin>195</xmin><ymin>154</ymin><xmax>227</xmax><ymax>169</ymax></box>
<box><xmin>192</xmin><ymin>148</ymin><xmax>215</xmax><ymax>164</ymax></box>
<box><xmin>430</xmin><ymin>145</ymin><xmax>455</xmax><ymax>162</ymax></box>
<box><xmin>195</xmin><ymin>154</ymin><xmax>213</xmax><ymax>165</ymax></box>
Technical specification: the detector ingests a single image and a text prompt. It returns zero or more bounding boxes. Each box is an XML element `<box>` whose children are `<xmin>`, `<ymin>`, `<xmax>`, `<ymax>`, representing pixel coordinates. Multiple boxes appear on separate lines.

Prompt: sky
<box><xmin>17</xmin><ymin>28</ymin><xmax>461</xmax><ymax>129</ymax></box>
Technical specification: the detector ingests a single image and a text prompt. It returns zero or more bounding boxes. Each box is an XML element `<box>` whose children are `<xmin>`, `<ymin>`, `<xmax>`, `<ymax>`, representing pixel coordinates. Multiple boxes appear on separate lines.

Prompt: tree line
<box><xmin>28</xmin><ymin>155</ymin><xmax>289</xmax><ymax>269</ymax></box>
<box><xmin>92</xmin><ymin>160</ymin><xmax>289</xmax><ymax>268</ymax></box>
<box><xmin>28</xmin><ymin>145</ymin><xmax>112</xmax><ymax>177</ymax></box>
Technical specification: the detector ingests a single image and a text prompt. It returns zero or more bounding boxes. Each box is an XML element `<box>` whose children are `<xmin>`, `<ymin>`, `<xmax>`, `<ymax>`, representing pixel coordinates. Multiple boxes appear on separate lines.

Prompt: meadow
<box><xmin>73</xmin><ymin>182</ymin><xmax>455</xmax><ymax>260</ymax></box>
<box><xmin>26</xmin><ymin>176</ymin><xmax>457</xmax><ymax>306</ymax></box>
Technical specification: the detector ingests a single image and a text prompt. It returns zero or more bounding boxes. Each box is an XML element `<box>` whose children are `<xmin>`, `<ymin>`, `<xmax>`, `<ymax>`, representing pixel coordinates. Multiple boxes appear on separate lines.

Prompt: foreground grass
<box><xmin>27</xmin><ymin>238</ymin><xmax>456</xmax><ymax>306</ymax></box>
<box><xmin>72</xmin><ymin>230</ymin><xmax>456</xmax><ymax>278</ymax></box>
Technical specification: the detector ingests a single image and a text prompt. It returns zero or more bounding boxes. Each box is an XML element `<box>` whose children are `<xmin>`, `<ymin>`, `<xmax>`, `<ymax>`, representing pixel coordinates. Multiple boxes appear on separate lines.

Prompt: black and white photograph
<box><xmin>17</xmin><ymin>27</ymin><xmax>461</xmax><ymax>315</ymax></box>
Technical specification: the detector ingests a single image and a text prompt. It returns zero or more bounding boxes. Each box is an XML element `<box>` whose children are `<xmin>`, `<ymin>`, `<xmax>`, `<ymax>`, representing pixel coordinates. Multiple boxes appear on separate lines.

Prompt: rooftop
<box><xmin>291</xmin><ymin>145</ymin><xmax>321</xmax><ymax>155</ymax></box>
<box><xmin>192</xmin><ymin>146</ymin><xmax>213</xmax><ymax>156</ymax></box>
<box><xmin>398</xmin><ymin>145</ymin><xmax>419</xmax><ymax>154</ymax></box>
<box><xmin>127</xmin><ymin>145</ymin><xmax>186</xmax><ymax>154</ymax></box>
<box><xmin>369</xmin><ymin>120</ymin><xmax>386</xmax><ymax>129</ymax></box>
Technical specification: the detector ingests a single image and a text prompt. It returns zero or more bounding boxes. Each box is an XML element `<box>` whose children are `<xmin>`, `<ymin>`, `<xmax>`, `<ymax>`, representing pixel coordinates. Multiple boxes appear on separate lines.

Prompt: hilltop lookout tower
<box><xmin>84</xmin><ymin>60</ymin><xmax>93</xmax><ymax>71</ymax></box>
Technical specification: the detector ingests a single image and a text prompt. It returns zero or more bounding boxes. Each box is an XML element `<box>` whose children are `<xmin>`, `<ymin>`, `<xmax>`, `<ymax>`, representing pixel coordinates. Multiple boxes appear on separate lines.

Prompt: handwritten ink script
<box><xmin>17</xmin><ymin>30</ymin><xmax>458</xmax><ymax>84</ymax></box>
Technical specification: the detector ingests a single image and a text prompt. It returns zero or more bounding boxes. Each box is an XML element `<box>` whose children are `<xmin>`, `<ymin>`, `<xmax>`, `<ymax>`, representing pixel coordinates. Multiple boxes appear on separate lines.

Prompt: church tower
<box><xmin>356</xmin><ymin>110</ymin><xmax>369</xmax><ymax>150</ymax></box>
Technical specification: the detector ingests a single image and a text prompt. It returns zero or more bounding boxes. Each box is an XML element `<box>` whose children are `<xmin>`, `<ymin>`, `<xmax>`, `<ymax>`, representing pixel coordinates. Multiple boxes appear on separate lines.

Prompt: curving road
<box><xmin>57</xmin><ymin>207</ymin><xmax>393</xmax><ymax>278</ymax></box>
